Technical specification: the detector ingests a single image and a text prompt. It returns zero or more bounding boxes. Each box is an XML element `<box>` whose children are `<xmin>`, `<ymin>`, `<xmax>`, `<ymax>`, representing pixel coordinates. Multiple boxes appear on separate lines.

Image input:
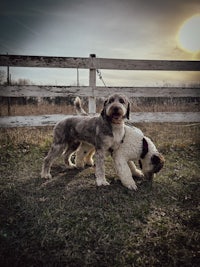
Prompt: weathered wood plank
<box><xmin>0</xmin><ymin>55</ymin><xmax>92</xmax><ymax>69</ymax></box>
<box><xmin>96</xmin><ymin>58</ymin><xmax>200</xmax><ymax>71</ymax></box>
<box><xmin>0</xmin><ymin>85</ymin><xmax>199</xmax><ymax>98</ymax></box>
<box><xmin>94</xmin><ymin>87</ymin><xmax>200</xmax><ymax>98</ymax></box>
<box><xmin>1</xmin><ymin>54</ymin><xmax>200</xmax><ymax>71</ymax></box>
<box><xmin>89</xmin><ymin>56</ymin><xmax>96</xmax><ymax>113</ymax></box>
<box><xmin>1</xmin><ymin>112</ymin><xmax>200</xmax><ymax>127</ymax></box>
<box><xmin>0</xmin><ymin>85</ymin><xmax>93</xmax><ymax>97</ymax></box>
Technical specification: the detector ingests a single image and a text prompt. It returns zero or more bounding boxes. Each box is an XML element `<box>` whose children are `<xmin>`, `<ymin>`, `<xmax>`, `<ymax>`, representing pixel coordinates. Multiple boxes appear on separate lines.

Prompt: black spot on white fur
<box><xmin>140</xmin><ymin>138</ymin><xmax>148</xmax><ymax>159</ymax></box>
<box><xmin>139</xmin><ymin>160</ymin><xmax>142</xmax><ymax>169</ymax></box>
<box><xmin>151</xmin><ymin>154</ymin><xmax>164</xmax><ymax>173</ymax></box>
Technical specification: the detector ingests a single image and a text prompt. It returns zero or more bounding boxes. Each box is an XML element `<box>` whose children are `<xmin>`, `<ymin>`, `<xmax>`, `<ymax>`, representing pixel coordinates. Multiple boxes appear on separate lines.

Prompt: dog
<box><xmin>112</xmin><ymin>126</ymin><xmax>165</xmax><ymax>190</ymax></box>
<box><xmin>41</xmin><ymin>93</ymin><xmax>130</xmax><ymax>187</ymax></box>
<box><xmin>74</xmin><ymin>97</ymin><xmax>165</xmax><ymax>190</ymax></box>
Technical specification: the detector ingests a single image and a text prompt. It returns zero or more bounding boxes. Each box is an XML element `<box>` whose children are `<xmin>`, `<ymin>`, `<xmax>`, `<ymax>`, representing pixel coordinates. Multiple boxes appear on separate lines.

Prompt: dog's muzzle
<box><xmin>108</xmin><ymin>105</ymin><xmax>125</xmax><ymax>123</ymax></box>
<box><xmin>142</xmin><ymin>154</ymin><xmax>165</xmax><ymax>180</ymax></box>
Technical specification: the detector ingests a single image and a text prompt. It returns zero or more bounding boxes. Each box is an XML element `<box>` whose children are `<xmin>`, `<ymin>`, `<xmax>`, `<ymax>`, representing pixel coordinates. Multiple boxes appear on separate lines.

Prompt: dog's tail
<box><xmin>74</xmin><ymin>97</ymin><xmax>88</xmax><ymax>115</ymax></box>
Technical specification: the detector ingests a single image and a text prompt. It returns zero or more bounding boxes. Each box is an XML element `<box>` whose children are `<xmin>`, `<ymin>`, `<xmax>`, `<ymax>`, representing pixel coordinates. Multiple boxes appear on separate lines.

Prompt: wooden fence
<box><xmin>0</xmin><ymin>54</ymin><xmax>200</xmax><ymax>127</ymax></box>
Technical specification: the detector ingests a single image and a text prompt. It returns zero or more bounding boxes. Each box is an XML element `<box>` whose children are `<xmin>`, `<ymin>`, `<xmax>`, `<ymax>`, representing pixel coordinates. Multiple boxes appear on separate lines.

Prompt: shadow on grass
<box><xmin>0</xmin><ymin>165</ymin><xmax>153</xmax><ymax>267</ymax></box>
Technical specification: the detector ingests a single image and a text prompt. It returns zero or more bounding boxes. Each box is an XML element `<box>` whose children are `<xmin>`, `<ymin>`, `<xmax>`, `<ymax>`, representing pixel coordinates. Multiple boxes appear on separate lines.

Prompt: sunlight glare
<box><xmin>178</xmin><ymin>15</ymin><xmax>200</xmax><ymax>53</ymax></box>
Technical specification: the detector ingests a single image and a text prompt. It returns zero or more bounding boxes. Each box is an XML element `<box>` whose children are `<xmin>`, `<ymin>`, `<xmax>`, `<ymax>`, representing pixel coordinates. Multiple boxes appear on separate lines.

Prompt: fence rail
<box><xmin>0</xmin><ymin>85</ymin><xmax>199</xmax><ymax>98</ymax></box>
<box><xmin>0</xmin><ymin>54</ymin><xmax>200</xmax><ymax>127</ymax></box>
<box><xmin>1</xmin><ymin>54</ymin><xmax>200</xmax><ymax>71</ymax></box>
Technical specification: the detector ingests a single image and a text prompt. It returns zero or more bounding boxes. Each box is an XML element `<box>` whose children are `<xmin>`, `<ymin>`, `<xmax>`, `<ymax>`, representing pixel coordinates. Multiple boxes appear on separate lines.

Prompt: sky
<box><xmin>0</xmin><ymin>0</ymin><xmax>200</xmax><ymax>86</ymax></box>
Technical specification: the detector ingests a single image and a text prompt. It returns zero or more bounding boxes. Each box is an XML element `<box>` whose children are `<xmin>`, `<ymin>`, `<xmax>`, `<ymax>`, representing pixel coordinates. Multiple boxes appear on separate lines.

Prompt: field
<box><xmin>0</xmin><ymin>100</ymin><xmax>200</xmax><ymax>267</ymax></box>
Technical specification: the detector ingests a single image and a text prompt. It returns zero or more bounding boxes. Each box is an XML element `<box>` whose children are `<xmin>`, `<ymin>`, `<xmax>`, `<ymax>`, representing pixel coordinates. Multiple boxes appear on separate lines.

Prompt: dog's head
<box><xmin>101</xmin><ymin>93</ymin><xmax>130</xmax><ymax>124</ymax></box>
<box><xmin>139</xmin><ymin>137</ymin><xmax>165</xmax><ymax>180</ymax></box>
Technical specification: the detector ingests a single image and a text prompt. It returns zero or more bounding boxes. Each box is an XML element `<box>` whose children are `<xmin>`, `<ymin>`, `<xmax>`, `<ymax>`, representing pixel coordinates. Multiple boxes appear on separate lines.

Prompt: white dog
<box><xmin>74</xmin><ymin>97</ymin><xmax>164</xmax><ymax>190</ymax></box>
<box><xmin>111</xmin><ymin>125</ymin><xmax>164</xmax><ymax>190</ymax></box>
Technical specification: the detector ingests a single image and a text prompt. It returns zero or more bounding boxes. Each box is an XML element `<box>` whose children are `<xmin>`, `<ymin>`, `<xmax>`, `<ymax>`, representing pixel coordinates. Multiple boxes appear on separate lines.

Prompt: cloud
<box><xmin>1</xmin><ymin>0</ymin><xmax>199</xmax><ymax>59</ymax></box>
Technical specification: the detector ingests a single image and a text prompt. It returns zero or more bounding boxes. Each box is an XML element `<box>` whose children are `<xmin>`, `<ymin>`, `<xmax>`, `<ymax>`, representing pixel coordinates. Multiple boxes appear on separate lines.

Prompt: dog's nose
<box><xmin>113</xmin><ymin>107</ymin><xmax>119</xmax><ymax>113</ymax></box>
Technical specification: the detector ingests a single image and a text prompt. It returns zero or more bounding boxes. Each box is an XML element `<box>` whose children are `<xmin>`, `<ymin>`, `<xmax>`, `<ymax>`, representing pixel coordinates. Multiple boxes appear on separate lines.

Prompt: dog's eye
<box><xmin>119</xmin><ymin>98</ymin><xmax>125</xmax><ymax>104</ymax></box>
<box><xmin>108</xmin><ymin>98</ymin><xmax>114</xmax><ymax>104</ymax></box>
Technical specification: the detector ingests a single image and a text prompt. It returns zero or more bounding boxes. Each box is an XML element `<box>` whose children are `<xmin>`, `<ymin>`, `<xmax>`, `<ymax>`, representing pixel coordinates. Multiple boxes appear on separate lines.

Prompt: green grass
<box><xmin>0</xmin><ymin>125</ymin><xmax>200</xmax><ymax>267</ymax></box>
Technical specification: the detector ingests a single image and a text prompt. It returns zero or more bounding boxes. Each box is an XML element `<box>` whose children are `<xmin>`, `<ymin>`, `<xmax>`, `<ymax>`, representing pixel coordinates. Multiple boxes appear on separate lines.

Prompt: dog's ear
<box><xmin>141</xmin><ymin>138</ymin><xmax>148</xmax><ymax>159</ymax></box>
<box><xmin>151</xmin><ymin>155</ymin><xmax>161</xmax><ymax>165</ymax></box>
<box><xmin>151</xmin><ymin>154</ymin><xmax>165</xmax><ymax>173</ymax></box>
<box><xmin>126</xmin><ymin>102</ymin><xmax>130</xmax><ymax>119</ymax></box>
<box><xmin>100</xmin><ymin>108</ymin><xmax>106</xmax><ymax>118</ymax></box>
<box><xmin>100</xmin><ymin>99</ymin><xmax>108</xmax><ymax>118</ymax></box>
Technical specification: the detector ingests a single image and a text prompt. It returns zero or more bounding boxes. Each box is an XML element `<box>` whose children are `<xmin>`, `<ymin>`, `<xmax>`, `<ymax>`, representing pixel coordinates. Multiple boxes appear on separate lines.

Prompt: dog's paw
<box><xmin>65</xmin><ymin>163</ymin><xmax>76</xmax><ymax>169</ymax></box>
<box><xmin>86</xmin><ymin>161</ymin><xmax>95</xmax><ymax>167</ymax></box>
<box><xmin>96</xmin><ymin>178</ymin><xmax>110</xmax><ymax>186</ymax></box>
<box><xmin>127</xmin><ymin>183</ymin><xmax>138</xmax><ymax>191</ymax></box>
<box><xmin>122</xmin><ymin>180</ymin><xmax>138</xmax><ymax>191</ymax></box>
<box><xmin>41</xmin><ymin>172</ymin><xmax>52</xmax><ymax>179</ymax></box>
<box><xmin>132</xmin><ymin>169</ymin><xmax>144</xmax><ymax>179</ymax></box>
<box><xmin>75</xmin><ymin>163</ymin><xmax>85</xmax><ymax>169</ymax></box>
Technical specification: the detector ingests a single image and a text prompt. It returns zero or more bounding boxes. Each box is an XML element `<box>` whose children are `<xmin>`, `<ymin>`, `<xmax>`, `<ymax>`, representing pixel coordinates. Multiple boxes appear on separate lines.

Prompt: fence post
<box><xmin>7</xmin><ymin>64</ymin><xmax>11</xmax><ymax>115</ymax></box>
<box><xmin>89</xmin><ymin>54</ymin><xmax>96</xmax><ymax>114</ymax></box>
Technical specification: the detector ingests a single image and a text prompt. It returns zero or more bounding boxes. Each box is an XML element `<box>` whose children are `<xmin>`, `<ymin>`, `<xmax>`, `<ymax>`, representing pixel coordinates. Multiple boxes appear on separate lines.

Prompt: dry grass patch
<box><xmin>1</xmin><ymin>97</ymin><xmax>199</xmax><ymax>116</ymax></box>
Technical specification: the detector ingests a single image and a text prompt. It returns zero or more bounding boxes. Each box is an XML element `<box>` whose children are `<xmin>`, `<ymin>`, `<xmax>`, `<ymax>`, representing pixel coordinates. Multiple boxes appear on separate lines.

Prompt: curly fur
<box><xmin>74</xmin><ymin>97</ymin><xmax>164</xmax><ymax>190</ymax></box>
<box><xmin>112</xmin><ymin>126</ymin><xmax>165</xmax><ymax>190</ymax></box>
<box><xmin>41</xmin><ymin>94</ymin><xmax>130</xmax><ymax>187</ymax></box>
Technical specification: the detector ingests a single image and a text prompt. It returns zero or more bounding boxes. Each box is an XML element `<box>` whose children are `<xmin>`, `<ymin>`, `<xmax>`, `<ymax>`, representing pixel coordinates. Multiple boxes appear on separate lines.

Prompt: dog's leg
<box><xmin>75</xmin><ymin>144</ymin><xmax>87</xmax><ymax>168</ymax></box>
<box><xmin>63</xmin><ymin>141</ymin><xmax>80</xmax><ymax>169</ymax></box>
<box><xmin>113</xmin><ymin>156</ymin><xmax>137</xmax><ymax>190</ymax></box>
<box><xmin>128</xmin><ymin>161</ymin><xmax>144</xmax><ymax>178</ymax></box>
<box><xmin>95</xmin><ymin>149</ymin><xmax>110</xmax><ymax>186</ymax></box>
<box><xmin>75</xmin><ymin>143</ymin><xmax>94</xmax><ymax>168</ymax></box>
<box><xmin>41</xmin><ymin>143</ymin><xmax>66</xmax><ymax>179</ymax></box>
<box><xmin>84</xmin><ymin>148</ymin><xmax>95</xmax><ymax>166</ymax></box>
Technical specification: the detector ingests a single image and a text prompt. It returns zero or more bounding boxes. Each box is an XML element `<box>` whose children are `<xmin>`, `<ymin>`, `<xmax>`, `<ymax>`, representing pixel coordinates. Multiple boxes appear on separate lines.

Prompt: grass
<box><xmin>1</xmin><ymin>97</ymin><xmax>199</xmax><ymax>116</ymax></box>
<box><xmin>0</xmin><ymin>122</ymin><xmax>200</xmax><ymax>267</ymax></box>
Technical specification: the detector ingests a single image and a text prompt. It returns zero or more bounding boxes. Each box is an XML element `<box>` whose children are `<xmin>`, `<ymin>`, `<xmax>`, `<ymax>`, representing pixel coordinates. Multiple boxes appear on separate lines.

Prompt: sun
<box><xmin>177</xmin><ymin>14</ymin><xmax>200</xmax><ymax>53</ymax></box>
